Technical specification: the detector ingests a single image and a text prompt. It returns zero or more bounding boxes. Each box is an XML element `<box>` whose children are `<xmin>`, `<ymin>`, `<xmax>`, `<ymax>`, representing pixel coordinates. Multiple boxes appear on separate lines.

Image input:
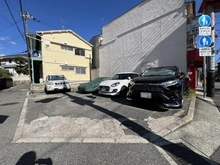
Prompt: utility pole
<box><xmin>206</xmin><ymin>7</ymin><xmax>215</xmax><ymax>97</ymax></box>
<box><xmin>20</xmin><ymin>11</ymin><xmax>39</xmax><ymax>84</ymax></box>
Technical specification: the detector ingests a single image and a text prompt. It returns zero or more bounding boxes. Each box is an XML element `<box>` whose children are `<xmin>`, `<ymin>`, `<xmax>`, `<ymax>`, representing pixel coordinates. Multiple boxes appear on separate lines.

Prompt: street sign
<box><xmin>199</xmin><ymin>47</ymin><xmax>212</xmax><ymax>56</ymax></box>
<box><xmin>199</xmin><ymin>36</ymin><xmax>212</xmax><ymax>47</ymax></box>
<box><xmin>198</xmin><ymin>15</ymin><xmax>211</xmax><ymax>27</ymax></box>
<box><xmin>199</xmin><ymin>27</ymin><xmax>211</xmax><ymax>36</ymax></box>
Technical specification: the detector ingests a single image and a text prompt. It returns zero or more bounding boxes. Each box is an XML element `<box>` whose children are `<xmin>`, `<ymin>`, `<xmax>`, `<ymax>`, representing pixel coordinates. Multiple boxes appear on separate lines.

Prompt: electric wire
<box><xmin>19</xmin><ymin>0</ymin><xmax>26</xmax><ymax>41</ymax></box>
<box><xmin>4</xmin><ymin>0</ymin><xmax>26</xmax><ymax>42</ymax></box>
<box><xmin>0</xmin><ymin>19</ymin><xmax>22</xmax><ymax>32</ymax></box>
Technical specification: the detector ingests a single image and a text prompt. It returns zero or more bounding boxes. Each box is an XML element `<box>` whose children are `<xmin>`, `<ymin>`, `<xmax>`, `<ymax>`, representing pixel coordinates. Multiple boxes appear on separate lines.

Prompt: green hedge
<box><xmin>0</xmin><ymin>68</ymin><xmax>13</xmax><ymax>78</ymax></box>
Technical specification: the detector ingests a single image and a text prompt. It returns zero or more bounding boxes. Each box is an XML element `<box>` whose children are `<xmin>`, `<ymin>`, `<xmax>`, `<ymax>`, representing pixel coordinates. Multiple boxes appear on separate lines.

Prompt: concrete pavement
<box><xmin>12</xmin><ymin>88</ymin><xmax>194</xmax><ymax>144</ymax></box>
<box><xmin>2</xmin><ymin>84</ymin><xmax>220</xmax><ymax>164</ymax></box>
<box><xmin>163</xmin><ymin>85</ymin><xmax>220</xmax><ymax>164</ymax></box>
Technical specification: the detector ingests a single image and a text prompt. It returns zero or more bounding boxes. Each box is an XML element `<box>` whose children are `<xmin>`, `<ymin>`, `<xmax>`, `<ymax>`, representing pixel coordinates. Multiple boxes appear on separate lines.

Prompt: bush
<box><xmin>14</xmin><ymin>57</ymin><xmax>29</xmax><ymax>75</ymax></box>
<box><xmin>0</xmin><ymin>68</ymin><xmax>13</xmax><ymax>78</ymax></box>
<box><xmin>188</xmin><ymin>89</ymin><xmax>196</xmax><ymax>98</ymax></box>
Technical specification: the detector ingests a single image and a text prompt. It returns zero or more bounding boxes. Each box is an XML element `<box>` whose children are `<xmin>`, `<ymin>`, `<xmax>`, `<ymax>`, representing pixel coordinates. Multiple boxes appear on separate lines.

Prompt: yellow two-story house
<box><xmin>34</xmin><ymin>30</ymin><xmax>93</xmax><ymax>83</ymax></box>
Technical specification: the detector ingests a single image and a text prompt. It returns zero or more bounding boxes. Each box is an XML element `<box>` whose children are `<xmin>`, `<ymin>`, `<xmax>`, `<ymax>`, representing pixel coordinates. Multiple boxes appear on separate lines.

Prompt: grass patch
<box><xmin>186</xmin><ymin>89</ymin><xmax>196</xmax><ymax>98</ymax></box>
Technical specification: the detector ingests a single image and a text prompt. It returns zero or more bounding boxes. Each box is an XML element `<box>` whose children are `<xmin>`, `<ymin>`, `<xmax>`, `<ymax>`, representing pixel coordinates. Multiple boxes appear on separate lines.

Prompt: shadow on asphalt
<box><xmin>15</xmin><ymin>151</ymin><xmax>53</xmax><ymax>165</ymax></box>
<box><xmin>111</xmin><ymin>97</ymin><xmax>169</xmax><ymax>112</ymax></box>
<box><xmin>0</xmin><ymin>102</ymin><xmax>20</xmax><ymax>106</ymax></box>
<box><xmin>35</xmin><ymin>96</ymin><xmax>63</xmax><ymax>103</ymax></box>
<box><xmin>91</xmin><ymin>92</ymin><xmax>168</xmax><ymax>112</ymax></box>
<box><xmin>0</xmin><ymin>115</ymin><xmax>8</xmax><ymax>124</ymax></box>
<box><xmin>63</xmin><ymin>92</ymin><xmax>218</xmax><ymax>165</ymax></box>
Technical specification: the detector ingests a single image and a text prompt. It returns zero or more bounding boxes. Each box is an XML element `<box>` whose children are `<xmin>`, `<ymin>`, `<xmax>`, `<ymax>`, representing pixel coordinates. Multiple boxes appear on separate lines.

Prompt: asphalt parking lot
<box><xmin>15</xmin><ymin>89</ymin><xmax>189</xmax><ymax>143</ymax></box>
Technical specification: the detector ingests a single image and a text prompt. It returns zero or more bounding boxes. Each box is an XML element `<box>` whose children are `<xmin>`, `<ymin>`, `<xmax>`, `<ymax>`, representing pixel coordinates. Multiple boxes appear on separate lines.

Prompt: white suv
<box><xmin>99</xmin><ymin>72</ymin><xmax>139</xmax><ymax>96</ymax></box>
<box><xmin>44</xmin><ymin>74</ymin><xmax>71</xmax><ymax>94</ymax></box>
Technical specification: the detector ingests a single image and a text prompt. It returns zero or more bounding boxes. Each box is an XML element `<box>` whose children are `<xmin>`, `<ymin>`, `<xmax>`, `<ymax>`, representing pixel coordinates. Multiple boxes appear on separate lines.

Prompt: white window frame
<box><xmin>75</xmin><ymin>67</ymin><xmax>86</xmax><ymax>74</ymax></box>
<box><xmin>75</xmin><ymin>48</ymin><xmax>85</xmax><ymax>56</ymax></box>
<box><xmin>61</xmin><ymin>45</ymin><xmax>73</xmax><ymax>51</ymax></box>
<box><xmin>61</xmin><ymin>65</ymin><xmax>75</xmax><ymax>71</ymax></box>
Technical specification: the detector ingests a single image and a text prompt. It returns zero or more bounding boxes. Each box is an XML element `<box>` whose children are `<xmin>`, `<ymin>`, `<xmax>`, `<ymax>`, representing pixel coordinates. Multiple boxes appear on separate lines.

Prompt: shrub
<box><xmin>0</xmin><ymin>68</ymin><xmax>13</xmax><ymax>78</ymax></box>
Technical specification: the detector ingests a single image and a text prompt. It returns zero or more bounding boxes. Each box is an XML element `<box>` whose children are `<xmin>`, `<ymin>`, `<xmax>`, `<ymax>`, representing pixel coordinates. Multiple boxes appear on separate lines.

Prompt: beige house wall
<box><xmin>38</xmin><ymin>30</ymin><xmax>93</xmax><ymax>82</ymax></box>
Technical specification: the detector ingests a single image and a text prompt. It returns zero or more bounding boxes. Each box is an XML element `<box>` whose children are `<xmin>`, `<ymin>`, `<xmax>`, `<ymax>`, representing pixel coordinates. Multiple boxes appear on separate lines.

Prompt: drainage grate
<box><xmin>161</xmin><ymin>143</ymin><xmax>211</xmax><ymax>165</ymax></box>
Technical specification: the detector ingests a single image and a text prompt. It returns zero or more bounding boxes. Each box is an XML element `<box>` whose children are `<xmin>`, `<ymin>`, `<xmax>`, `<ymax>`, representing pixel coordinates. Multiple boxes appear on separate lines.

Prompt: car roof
<box><xmin>47</xmin><ymin>74</ymin><xmax>64</xmax><ymax>76</ymax></box>
<box><xmin>114</xmin><ymin>72</ymin><xmax>139</xmax><ymax>74</ymax></box>
<box><xmin>148</xmin><ymin>66</ymin><xmax>177</xmax><ymax>69</ymax></box>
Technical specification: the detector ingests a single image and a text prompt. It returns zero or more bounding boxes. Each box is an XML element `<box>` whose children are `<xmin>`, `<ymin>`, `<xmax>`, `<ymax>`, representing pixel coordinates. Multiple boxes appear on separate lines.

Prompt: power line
<box><xmin>0</xmin><ymin>19</ymin><xmax>22</xmax><ymax>32</ymax></box>
<box><xmin>0</xmin><ymin>13</ymin><xmax>13</xmax><ymax>24</ymax></box>
<box><xmin>40</xmin><ymin>20</ymin><xmax>57</xmax><ymax>30</ymax></box>
<box><xmin>19</xmin><ymin>0</ymin><xmax>26</xmax><ymax>40</ymax></box>
<box><xmin>4</xmin><ymin>0</ymin><xmax>26</xmax><ymax>42</ymax></box>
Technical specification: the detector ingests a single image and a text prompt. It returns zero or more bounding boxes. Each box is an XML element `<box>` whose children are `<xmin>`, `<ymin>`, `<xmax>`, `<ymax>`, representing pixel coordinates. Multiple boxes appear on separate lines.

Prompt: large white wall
<box><xmin>99</xmin><ymin>0</ymin><xmax>187</xmax><ymax>77</ymax></box>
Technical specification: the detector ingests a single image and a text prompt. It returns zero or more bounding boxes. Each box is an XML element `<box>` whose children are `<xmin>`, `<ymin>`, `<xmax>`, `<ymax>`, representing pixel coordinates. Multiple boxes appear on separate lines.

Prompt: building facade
<box><xmin>99</xmin><ymin>0</ymin><xmax>187</xmax><ymax>77</ymax></box>
<box><xmin>33</xmin><ymin>30</ymin><xmax>93</xmax><ymax>83</ymax></box>
<box><xmin>0</xmin><ymin>54</ymin><xmax>28</xmax><ymax>75</ymax></box>
<box><xmin>89</xmin><ymin>35</ymin><xmax>103</xmax><ymax>79</ymax></box>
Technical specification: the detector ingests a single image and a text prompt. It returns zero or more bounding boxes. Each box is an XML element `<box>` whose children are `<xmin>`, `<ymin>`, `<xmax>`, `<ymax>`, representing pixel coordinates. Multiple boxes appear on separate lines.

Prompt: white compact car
<box><xmin>99</xmin><ymin>72</ymin><xmax>139</xmax><ymax>96</ymax></box>
<box><xmin>44</xmin><ymin>74</ymin><xmax>71</xmax><ymax>94</ymax></box>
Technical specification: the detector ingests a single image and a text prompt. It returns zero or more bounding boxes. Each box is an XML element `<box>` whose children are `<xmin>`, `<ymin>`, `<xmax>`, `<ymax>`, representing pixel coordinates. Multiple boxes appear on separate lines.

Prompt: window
<box><xmin>68</xmin><ymin>66</ymin><xmax>74</xmax><ymax>71</ymax></box>
<box><xmin>61</xmin><ymin>45</ymin><xmax>73</xmax><ymax>51</ymax></box>
<box><xmin>112</xmin><ymin>73</ymin><xmax>139</xmax><ymax>80</ymax></box>
<box><xmin>75</xmin><ymin>67</ymin><xmax>86</xmax><ymax>74</ymax></box>
<box><xmin>75</xmin><ymin>48</ymin><xmax>85</xmax><ymax>56</ymax></box>
<box><xmin>61</xmin><ymin>65</ymin><xmax>68</xmax><ymax>70</ymax></box>
<box><xmin>48</xmin><ymin>75</ymin><xmax>66</xmax><ymax>81</ymax></box>
<box><xmin>61</xmin><ymin>65</ymin><xmax>74</xmax><ymax>71</ymax></box>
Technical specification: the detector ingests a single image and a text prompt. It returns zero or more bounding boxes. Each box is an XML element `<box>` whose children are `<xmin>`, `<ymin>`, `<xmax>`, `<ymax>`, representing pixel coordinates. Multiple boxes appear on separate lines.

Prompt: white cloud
<box><xmin>9</xmin><ymin>41</ymin><xmax>17</xmax><ymax>45</ymax></box>
<box><xmin>0</xmin><ymin>37</ymin><xmax>10</xmax><ymax>41</ymax></box>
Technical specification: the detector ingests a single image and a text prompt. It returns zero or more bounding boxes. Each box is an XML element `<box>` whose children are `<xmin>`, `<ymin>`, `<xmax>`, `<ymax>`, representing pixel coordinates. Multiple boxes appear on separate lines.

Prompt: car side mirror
<box><xmin>180</xmin><ymin>72</ymin><xmax>185</xmax><ymax>78</ymax></box>
<box><xmin>128</xmin><ymin>77</ymin><xmax>131</xmax><ymax>80</ymax></box>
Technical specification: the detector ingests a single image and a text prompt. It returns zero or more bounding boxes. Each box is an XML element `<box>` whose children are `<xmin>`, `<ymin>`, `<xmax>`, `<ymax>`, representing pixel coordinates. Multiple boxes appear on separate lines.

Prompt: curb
<box><xmin>148</xmin><ymin>96</ymin><xmax>196</xmax><ymax>142</ymax></box>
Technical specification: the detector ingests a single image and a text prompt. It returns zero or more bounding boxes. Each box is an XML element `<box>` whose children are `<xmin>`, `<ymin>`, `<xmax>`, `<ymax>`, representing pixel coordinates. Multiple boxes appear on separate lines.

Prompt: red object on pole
<box><xmin>188</xmin><ymin>66</ymin><xmax>196</xmax><ymax>89</ymax></box>
<box><xmin>187</xmin><ymin>49</ymin><xmax>203</xmax><ymax>67</ymax></box>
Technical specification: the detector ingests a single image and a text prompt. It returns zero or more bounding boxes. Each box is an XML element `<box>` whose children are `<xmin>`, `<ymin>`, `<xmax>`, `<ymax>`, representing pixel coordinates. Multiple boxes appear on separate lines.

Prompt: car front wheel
<box><xmin>44</xmin><ymin>87</ymin><xmax>49</xmax><ymax>94</ymax></box>
<box><xmin>120</xmin><ymin>86</ymin><xmax>127</xmax><ymax>96</ymax></box>
<box><xmin>178</xmin><ymin>85</ymin><xmax>184</xmax><ymax>108</ymax></box>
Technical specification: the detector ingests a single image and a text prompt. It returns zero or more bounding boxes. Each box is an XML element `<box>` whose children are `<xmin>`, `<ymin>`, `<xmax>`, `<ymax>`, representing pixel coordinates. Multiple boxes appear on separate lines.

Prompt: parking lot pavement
<box><xmin>13</xmin><ymin>89</ymin><xmax>191</xmax><ymax>143</ymax></box>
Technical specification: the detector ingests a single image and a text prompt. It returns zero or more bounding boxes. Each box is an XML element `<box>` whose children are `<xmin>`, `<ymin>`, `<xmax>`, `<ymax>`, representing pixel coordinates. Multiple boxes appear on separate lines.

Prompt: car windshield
<box><xmin>48</xmin><ymin>75</ymin><xmax>66</xmax><ymax>81</ymax></box>
<box><xmin>112</xmin><ymin>73</ymin><xmax>137</xmax><ymax>80</ymax></box>
<box><xmin>142</xmin><ymin>67</ymin><xmax>176</xmax><ymax>77</ymax></box>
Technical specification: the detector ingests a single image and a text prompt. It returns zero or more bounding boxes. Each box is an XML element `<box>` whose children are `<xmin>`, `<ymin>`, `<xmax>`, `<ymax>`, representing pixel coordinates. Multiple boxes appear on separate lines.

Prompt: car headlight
<box><xmin>111</xmin><ymin>82</ymin><xmax>120</xmax><ymax>87</ymax></box>
<box><xmin>161</xmin><ymin>80</ymin><xmax>179</xmax><ymax>87</ymax></box>
<box><xmin>128</xmin><ymin>80</ymin><xmax>135</xmax><ymax>87</ymax></box>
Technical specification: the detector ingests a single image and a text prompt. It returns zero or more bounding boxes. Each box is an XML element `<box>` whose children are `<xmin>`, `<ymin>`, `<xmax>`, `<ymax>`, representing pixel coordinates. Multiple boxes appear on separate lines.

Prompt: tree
<box><xmin>0</xmin><ymin>68</ymin><xmax>13</xmax><ymax>78</ymax></box>
<box><xmin>14</xmin><ymin>57</ymin><xmax>29</xmax><ymax>75</ymax></box>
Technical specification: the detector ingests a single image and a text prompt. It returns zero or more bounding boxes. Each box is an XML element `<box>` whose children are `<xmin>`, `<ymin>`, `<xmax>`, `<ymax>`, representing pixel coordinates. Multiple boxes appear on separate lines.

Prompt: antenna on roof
<box><xmin>101</xmin><ymin>17</ymin><xmax>105</xmax><ymax>24</ymax></box>
<box><xmin>60</xmin><ymin>17</ymin><xmax>65</xmax><ymax>30</ymax></box>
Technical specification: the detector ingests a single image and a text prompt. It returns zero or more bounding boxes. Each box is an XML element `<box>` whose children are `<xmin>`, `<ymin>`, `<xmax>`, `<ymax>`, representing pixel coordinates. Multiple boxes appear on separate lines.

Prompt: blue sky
<box><xmin>0</xmin><ymin>0</ymin><xmax>220</xmax><ymax>63</ymax></box>
<box><xmin>0</xmin><ymin>0</ymin><xmax>142</xmax><ymax>55</ymax></box>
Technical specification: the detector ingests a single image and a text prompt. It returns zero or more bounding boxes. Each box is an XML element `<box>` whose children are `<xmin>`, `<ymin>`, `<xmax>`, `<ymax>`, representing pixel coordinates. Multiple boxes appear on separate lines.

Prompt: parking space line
<box><xmin>12</xmin><ymin>92</ymin><xmax>29</xmax><ymax>143</ymax></box>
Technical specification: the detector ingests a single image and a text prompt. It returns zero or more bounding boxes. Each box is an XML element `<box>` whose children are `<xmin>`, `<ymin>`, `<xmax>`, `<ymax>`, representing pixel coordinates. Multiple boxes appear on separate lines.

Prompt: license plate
<box><xmin>101</xmin><ymin>88</ymin><xmax>106</xmax><ymax>92</ymax></box>
<box><xmin>141</xmin><ymin>92</ymin><xmax>152</xmax><ymax>99</ymax></box>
